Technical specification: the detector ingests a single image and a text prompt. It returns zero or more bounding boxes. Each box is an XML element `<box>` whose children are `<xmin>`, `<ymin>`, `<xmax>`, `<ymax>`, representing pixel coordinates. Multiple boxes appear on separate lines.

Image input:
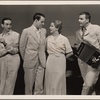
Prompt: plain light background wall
<box><xmin>0</xmin><ymin>5</ymin><xmax>100</xmax><ymax>46</ymax></box>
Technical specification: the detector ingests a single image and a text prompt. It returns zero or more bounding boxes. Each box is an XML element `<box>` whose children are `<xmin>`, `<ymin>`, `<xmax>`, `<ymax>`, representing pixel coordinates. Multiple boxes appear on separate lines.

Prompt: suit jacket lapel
<box><xmin>29</xmin><ymin>26</ymin><xmax>40</xmax><ymax>44</ymax></box>
<box><xmin>84</xmin><ymin>29</ymin><xmax>90</xmax><ymax>36</ymax></box>
<box><xmin>29</xmin><ymin>26</ymin><xmax>45</xmax><ymax>46</ymax></box>
<box><xmin>80</xmin><ymin>28</ymin><xmax>89</xmax><ymax>39</ymax></box>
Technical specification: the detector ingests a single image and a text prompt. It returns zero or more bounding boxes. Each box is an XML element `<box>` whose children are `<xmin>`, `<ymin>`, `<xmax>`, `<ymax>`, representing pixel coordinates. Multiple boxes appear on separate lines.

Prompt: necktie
<box><xmin>82</xmin><ymin>27</ymin><xmax>86</xmax><ymax>40</ymax></box>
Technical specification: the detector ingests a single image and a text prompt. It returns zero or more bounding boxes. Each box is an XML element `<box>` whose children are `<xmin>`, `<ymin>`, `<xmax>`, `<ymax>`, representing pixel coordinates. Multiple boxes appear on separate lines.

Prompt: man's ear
<box><xmin>1</xmin><ymin>24</ymin><xmax>4</xmax><ymax>28</ymax></box>
<box><xmin>35</xmin><ymin>19</ymin><xmax>38</xmax><ymax>22</ymax></box>
<box><xmin>86</xmin><ymin>19</ymin><xmax>89</xmax><ymax>23</ymax></box>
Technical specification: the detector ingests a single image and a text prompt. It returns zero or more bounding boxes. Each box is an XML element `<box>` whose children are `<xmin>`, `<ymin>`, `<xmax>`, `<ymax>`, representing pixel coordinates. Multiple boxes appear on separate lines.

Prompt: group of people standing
<box><xmin>0</xmin><ymin>12</ymin><xmax>100</xmax><ymax>95</ymax></box>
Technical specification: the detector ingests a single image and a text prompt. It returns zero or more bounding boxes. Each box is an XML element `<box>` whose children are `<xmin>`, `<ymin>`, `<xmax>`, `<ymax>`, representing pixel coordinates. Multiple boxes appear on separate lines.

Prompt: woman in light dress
<box><xmin>45</xmin><ymin>20</ymin><xmax>73</xmax><ymax>95</ymax></box>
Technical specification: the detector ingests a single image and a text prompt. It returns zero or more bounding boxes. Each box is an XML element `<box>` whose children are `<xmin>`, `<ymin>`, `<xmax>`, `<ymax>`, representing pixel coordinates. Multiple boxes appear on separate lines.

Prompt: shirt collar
<box><xmin>81</xmin><ymin>23</ymin><xmax>91</xmax><ymax>31</ymax></box>
<box><xmin>2</xmin><ymin>30</ymin><xmax>12</xmax><ymax>36</ymax></box>
<box><xmin>32</xmin><ymin>25</ymin><xmax>41</xmax><ymax>33</ymax></box>
<box><xmin>85</xmin><ymin>23</ymin><xmax>91</xmax><ymax>30</ymax></box>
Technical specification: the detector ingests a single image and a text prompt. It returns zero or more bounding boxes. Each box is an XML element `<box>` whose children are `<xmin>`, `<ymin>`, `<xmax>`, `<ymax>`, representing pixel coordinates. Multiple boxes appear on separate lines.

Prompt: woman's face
<box><xmin>49</xmin><ymin>22</ymin><xmax>58</xmax><ymax>34</ymax></box>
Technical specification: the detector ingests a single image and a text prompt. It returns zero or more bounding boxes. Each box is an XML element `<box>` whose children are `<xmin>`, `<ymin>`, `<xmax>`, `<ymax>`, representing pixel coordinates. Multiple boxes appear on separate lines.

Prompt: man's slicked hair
<box><xmin>33</xmin><ymin>13</ymin><xmax>45</xmax><ymax>21</ymax></box>
<box><xmin>79</xmin><ymin>12</ymin><xmax>91</xmax><ymax>22</ymax></box>
<box><xmin>1</xmin><ymin>17</ymin><xmax>12</xmax><ymax>24</ymax></box>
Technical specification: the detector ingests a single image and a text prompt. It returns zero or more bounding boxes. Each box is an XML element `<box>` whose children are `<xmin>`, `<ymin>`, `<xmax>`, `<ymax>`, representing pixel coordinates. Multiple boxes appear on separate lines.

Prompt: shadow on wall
<box><xmin>14</xmin><ymin>56</ymin><xmax>25</xmax><ymax>95</ymax></box>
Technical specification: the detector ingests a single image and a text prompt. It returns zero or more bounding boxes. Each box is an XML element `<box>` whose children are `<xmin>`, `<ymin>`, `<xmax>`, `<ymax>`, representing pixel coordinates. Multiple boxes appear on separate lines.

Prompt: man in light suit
<box><xmin>0</xmin><ymin>17</ymin><xmax>20</xmax><ymax>95</ymax></box>
<box><xmin>74</xmin><ymin>12</ymin><xmax>100</xmax><ymax>95</ymax></box>
<box><xmin>19</xmin><ymin>13</ymin><xmax>46</xmax><ymax>95</ymax></box>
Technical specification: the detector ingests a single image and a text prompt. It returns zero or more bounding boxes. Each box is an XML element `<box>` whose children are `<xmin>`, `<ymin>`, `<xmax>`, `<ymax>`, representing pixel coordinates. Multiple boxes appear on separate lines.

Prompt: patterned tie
<box><xmin>82</xmin><ymin>27</ymin><xmax>86</xmax><ymax>40</ymax></box>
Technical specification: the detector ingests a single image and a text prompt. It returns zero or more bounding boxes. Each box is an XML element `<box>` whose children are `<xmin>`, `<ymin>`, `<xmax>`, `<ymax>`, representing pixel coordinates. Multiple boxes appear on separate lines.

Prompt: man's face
<box><xmin>1</xmin><ymin>20</ymin><xmax>12</xmax><ymax>32</ymax></box>
<box><xmin>36</xmin><ymin>16</ymin><xmax>45</xmax><ymax>29</ymax></box>
<box><xmin>78</xmin><ymin>14</ymin><xmax>89</xmax><ymax>27</ymax></box>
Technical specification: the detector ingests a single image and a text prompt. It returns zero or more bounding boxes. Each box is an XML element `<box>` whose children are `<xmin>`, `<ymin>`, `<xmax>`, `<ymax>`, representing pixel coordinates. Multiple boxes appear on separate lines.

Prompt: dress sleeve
<box><xmin>64</xmin><ymin>37</ymin><xmax>72</xmax><ymax>54</ymax></box>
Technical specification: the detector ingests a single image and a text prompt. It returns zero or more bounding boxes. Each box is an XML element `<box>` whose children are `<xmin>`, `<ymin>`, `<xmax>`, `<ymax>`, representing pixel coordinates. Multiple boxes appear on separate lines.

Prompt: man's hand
<box><xmin>92</xmin><ymin>56</ymin><xmax>100</xmax><ymax>63</ymax></box>
<box><xmin>6</xmin><ymin>45</ymin><xmax>13</xmax><ymax>52</ymax></box>
<box><xmin>0</xmin><ymin>38</ymin><xmax>7</xmax><ymax>46</ymax></box>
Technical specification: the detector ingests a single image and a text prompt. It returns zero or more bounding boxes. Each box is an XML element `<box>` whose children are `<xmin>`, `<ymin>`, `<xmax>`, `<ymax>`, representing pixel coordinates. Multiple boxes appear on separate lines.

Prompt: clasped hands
<box><xmin>0</xmin><ymin>38</ymin><xmax>7</xmax><ymax>46</ymax></box>
<box><xmin>0</xmin><ymin>38</ymin><xmax>14</xmax><ymax>54</ymax></box>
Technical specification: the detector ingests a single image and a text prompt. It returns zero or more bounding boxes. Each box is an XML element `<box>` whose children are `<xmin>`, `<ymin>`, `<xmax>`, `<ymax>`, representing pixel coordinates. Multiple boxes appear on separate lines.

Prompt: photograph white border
<box><xmin>0</xmin><ymin>1</ymin><xmax>100</xmax><ymax>99</ymax></box>
<box><xmin>0</xmin><ymin>1</ymin><xmax>100</xmax><ymax>5</ymax></box>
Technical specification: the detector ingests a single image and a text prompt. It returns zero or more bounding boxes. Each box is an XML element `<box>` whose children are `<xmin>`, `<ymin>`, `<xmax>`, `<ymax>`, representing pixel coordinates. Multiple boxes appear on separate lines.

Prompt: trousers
<box><xmin>78</xmin><ymin>58</ymin><xmax>100</xmax><ymax>95</ymax></box>
<box><xmin>0</xmin><ymin>54</ymin><xmax>20</xmax><ymax>95</ymax></box>
<box><xmin>24</xmin><ymin>61</ymin><xmax>44</xmax><ymax>95</ymax></box>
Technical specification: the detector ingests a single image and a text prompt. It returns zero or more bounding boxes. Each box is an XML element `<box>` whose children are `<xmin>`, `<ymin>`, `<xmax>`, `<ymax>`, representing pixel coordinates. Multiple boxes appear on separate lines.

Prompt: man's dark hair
<box><xmin>79</xmin><ymin>12</ymin><xmax>91</xmax><ymax>22</ymax></box>
<box><xmin>33</xmin><ymin>13</ymin><xmax>45</xmax><ymax>21</ymax></box>
<box><xmin>1</xmin><ymin>17</ymin><xmax>12</xmax><ymax>24</ymax></box>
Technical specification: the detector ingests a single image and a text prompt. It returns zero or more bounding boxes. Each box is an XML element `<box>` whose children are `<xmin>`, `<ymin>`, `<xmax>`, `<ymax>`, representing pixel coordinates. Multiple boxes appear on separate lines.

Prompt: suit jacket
<box><xmin>19</xmin><ymin>25</ymin><xmax>46</xmax><ymax>68</ymax></box>
<box><xmin>74</xmin><ymin>23</ymin><xmax>100</xmax><ymax>50</ymax></box>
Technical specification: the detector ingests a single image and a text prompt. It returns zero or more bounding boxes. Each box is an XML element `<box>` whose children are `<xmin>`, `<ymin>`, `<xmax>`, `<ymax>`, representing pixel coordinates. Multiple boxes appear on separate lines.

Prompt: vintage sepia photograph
<box><xmin>0</xmin><ymin>1</ymin><xmax>100</xmax><ymax>99</ymax></box>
